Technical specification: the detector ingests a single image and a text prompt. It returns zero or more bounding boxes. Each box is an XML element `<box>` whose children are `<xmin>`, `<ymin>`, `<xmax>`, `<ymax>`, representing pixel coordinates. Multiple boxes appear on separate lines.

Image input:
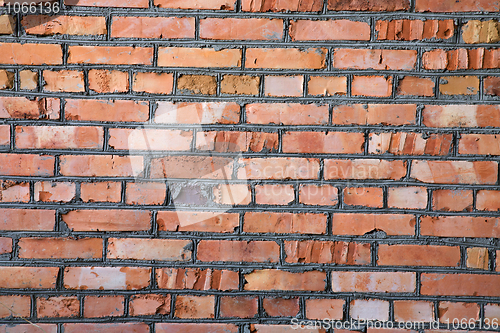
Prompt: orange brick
<box><xmin>333</xmin><ymin>104</ymin><xmax>416</xmax><ymax>125</ymax></box>
<box><xmin>305</xmin><ymin>299</ymin><xmax>344</xmax><ymax>320</ymax></box>
<box><xmin>157</xmin><ymin>211</ymin><xmax>239</xmax><ymax>233</ymax></box>
<box><xmin>398</xmin><ymin>76</ymin><xmax>435</xmax><ymax>96</ymax></box>
<box><xmin>308</xmin><ymin>76</ymin><xmax>347</xmax><ymax>96</ymax></box>
<box><xmin>378</xmin><ymin>244</ymin><xmax>460</xmax><ymax>267</ymax></box>
<box><xmin>220</xmin><ymin>296</ymin><xmax>258</xmax><ymax>318</ymax></box>
<box><xmin>80</xmin><ymin>182</ymin><xmax>121</xmax><ymax>203</ymax></box>
<box><xmin>388</xmin><ymin>186</ymin><xmax>428</xmax><ymax>209</ymax></box>
<box><xmin>416</xmin><ymin>0</ymin><xmax>498</xmax><ymax>12</ymax></box>
<box><xmin>158</xmin><ymin>47</ymin><xmax>241</xmax><ymax>68</ymax></box>
<box><xmin>0</xmin><ymin>43</ymin><xmax>62</xmax><ymax>65</ymax></box>
<box><xmin>0</xmin><ymin>96</ymin><xmax>59</xmax><ymax>120</ymax></box>
<box><xmin>129</xmin><ymin>294</ymin><xmax>170</xmax><ymax>316</ymax></box>
<box><xmin>420</xmin><ymin>216</ymin><xmax>500</xmax><ymax>238</ymax></box>
<box><xmin>299</xmin><ymin>184</ymin><xmax>338</xmax><ymax>206</ymax></box>
<box><xmin>175</xmin><ymin>295</ymin><xmax>215</xmax><ymax>319</ymax></box>
<box><xmin>263</xmin><ymin>298</ymin><xmax>299</xmax><ymax>317</ymax></box>
<box><xmin>411</xmin><ymin>160</ymin><xmax>497</xmax><ymax>184</ymax></box>
<box><xmin>34</xmin><ymin>181</ymin><xmax>76</xmax><ymax>202</ymax></box>
<box><xmin>0</xmin><ymin>154</ymin><xmax>54</xmax><ymax>176</ymax></box>
<box><xmin>43</xmin><ymin>70</ymin><xmax>84</xmax><ymax>92</ymax></box>
<box><xmin>37</xmin><ymin>296</ymin><xmax>79</xmax><ymax>318</ymax></box>
<box><xmin>485</xmin><ymin>76</ymin><xmax>500</xmax><ymax>96</ymax></box>
<box><xmin>325</xmin><ymin>159</ymin><xmax>407</xmax><ymax>180</ymax></box>
<box><xmin>109</xmin><ymin>128</ymin><xmax>192</xmax><ymax>151</ymax></box>
<box><xmin>66</xmin><ymin>0</ymin><xmax>148</xmax><ymax>7</ymax></box>
<box><xmin>244</xmin><ymin>212</ymin><xmax>327</xmax><ymax>234</ymax></box>
<box><xmin>439</xmin><ymin>76</ymin><xmax>479</xmax><ymax>95</ymax></box>
<box><xmin>459</xmin><ymin>134</ymin><xmax>500</xmax><ymax>155</ymax></box>
<box><xmin>264</xmin><ymin>75</ymin><xmax>303</xmax><ymax>97</ymax></box>
<box><xmin>369</xmin><ymin>132</ymin><xmax>452</xmax><ymax>156</ymax></box>
<box><xmin>332</xmin><ymin>213</ymin><xmax>416</xmax><ymax>236</ymax></box>
<box><xmin>238</xmin><ymin>157</ymin><xmax>320</xmax><ymax>180</ymax></box>
<box><xmin>332</xmin><ymin>271</ymin><xmax>416</xmax><ymax>292</ymax></box>
<box><xmin>422</xmin><ymin>274</ymin><xmax>500</xmax><ymax>296</ymax></box>
<box><xmin>88</xmin><ymin>70</ymin><xmax>129</xmax><ymax>93</ymax></box>
<box><xmin>423</xmin><ymin>105</ymin><xmax>500</xmax><ymax>128</ymax></box>
<box><xmin>352</xmin><ymin>75</ymin><xmax>393</xmax><ymax>97</ymax></box>
<box><xmin>62</xmin><ymin>209</ymin><xmax>151</xmax><ymax>232</ymax></box>
<box><xmin>84</xmin><ymin>296</ymin><xmax>124</xmax><ymax>317</ymax></box>
<box><xmin>477</xmin><ymin>190</ymin><xmax>500</xmax><ymax>211</ymax></box>
<box><xmin>64</xmin><ymin>267</ymin><xmax>151</xmax><ymax>290</ymax></box>
<box><xmin>350</xmin><ymin>299</ymin><xmax>389</xmax><ymax>321</ymax></box>
<box><xmin>220</xmin><ymin>75</ymin><xmax>260</xmax><ymax>95</ymax></box>
<box><xmin>0</xmin><ymin>125</ymin><xmax>9</xmax><ymax>147</ymax></box>
<box><xmin>132</xmin><ymin>72</ymin><xmax>173</xmax><ymax>94</ymax></box>
<box><xmin>376</xmin><ymin>19</ymin><xmax>454</xmax><ymax>40</ymax></box>
<box><xmin>196</xmin><ymin>131</ymin><xmax>278</xmax><ymax>152</ymax></box>
<box><xmin>15</xmin><ymin>126</ymin><xmax>103</xmax><ymax>149</ymax></box>
<box><xmin>59</xmin><ymin>155</ymin><xmax>142</xmax><ymax>177</ymax></box>
<box><xmin>65</xmin><ymin>99</ymin><xmax>149</xmax><ymax>122</ymax></box>
<box><xmin>63</xmin><ymin>323</ymin><xmax>149</xmax><ymax>333</ymax></box>
<box><xmin>438</xmin><ymin>302</ymin><xmax>480</xmax><ymax>322</ymax></box>
<box><xmin>108</xmin><ymin>238</ymin><xmax>191</xmax><ymax>261</ymax></box>
<box><xmin>328</xmin><ymin>0</ymin><xmax>409</xmax><ymax>11</ymax></box>
<box><xmin>0</xmin><ymin>267</ymin><xmax>58</xmax><ymax>289</ymax></box>
<box><xmin>246</xmin><ymin>48</ymin><xmax>327</xmax><ymax>69</ymax></box>
<box><xmin>111</xmin><ymin>16</ymin><xmax>195</xmax><ymax>38</ymax></box>
<box><xmin>242</xmin><ymin>0</ymin><xmax>323</xmax><ymax>11</ymax></box>
<box><xmin>0</xmin><ymin>237</ymin><xmax>12</xmax><ymax>254</ymax></box>
<box><xmin>0</xmin><ymin>295</ymin><xmax>30</xmax><ymax>318</ymax></box>
<box><xmin>19</xmin><ymin>70</ymin><xmax>38</xmax><ymax>90</ymax></box>
<box><xmin>432</xmin><ymin>189</ymin><xmax>473</xmax><ymax>211</ymax></box>
<box><xmin>155</xmin><ymin>101</ymin><xmax>240</xmax><ymax>124</ymax></box>
<box><xmin>0</xmin><ymin>181</ymin><xmax>29</xmax><ymax>203</ymax></box>
<box><xmin>156</xmin><ymin>267</ymin><xmax>238</xmax><ymax>290</ymax></box>
<box><xmin>246</xmin><ymin>103</ymin><xmax>329</xmax><ymax>125</ymax></box>
<box><xmin>466</xmin><ymin>247</ymin><xmax>489</xmax><ymax>269</ymax></box>
<box><xmin>200</xmin><ymin>18</ymin><xmax>283</xmax><ymax>40</ymax></box>
<box><xmin>285</xmin><ymin>240</ymin><xmax>370</xmax><ymax>264</ymax></box>
<box><xmin>244</xmin><ymin>270</ymin><xmax>326</xmax><ymax>291</ymax></box>
<box><xmin>0</xmin><ymin>209</ymin><xmax>55</xmax><ymax>231</ymax></box>
<box><xmin>343</xmin><ymin>187</ymin><xmax>384</xmax><ymax>208</ymax></box>
<box><xmin>394</xmin><ymin>301</ymin><xmax>434</xmax><ymax>322</ymax></box>
<box><xmin>155</xmin><ymin>0</ymin><xmax>236</xmax><ymax>10</ymax></box>
<box><xmin>333</xmin><ymin>49</ymin><xmax>417</xmax><ymax>70</ymax></box>
<box><xmin>255</xmin><ymin>184</ymin><xmax>294</xmax><ymax>205</ymax></box>
<box><xmin>68</xmin><ymin>46</ymin><xmax>153</xmax><ymax>65</ymax></box>
<box><xmin>126</xmin><ymin>182</ymin><xmax>166</xmax><ymax>205</ymax></box>
<box><xmin>197</xmin><ymin>240</ymin><xmax>279</xmax><ymax>262</ymax></box>
<box><xmin>290</xmin><ymin>19</ymin><xmax>370</xmax><ymax>41</ymax></box>
<box><xmin>22</xmin><ymin>15</ymin><xmax>106</xmax><ymax>35</ymax></box>
<box><xmin>282</xmin><ymin>131</ymin><xmax>365</xmax><ymax>154</ymax></box>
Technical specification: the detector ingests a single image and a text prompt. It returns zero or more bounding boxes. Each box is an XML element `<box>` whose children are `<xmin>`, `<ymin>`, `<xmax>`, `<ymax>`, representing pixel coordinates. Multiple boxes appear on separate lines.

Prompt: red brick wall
<box><xmin>0</xmin><ymin>0</ymin><xmax>499</xmax><ymax>332</ymax></box>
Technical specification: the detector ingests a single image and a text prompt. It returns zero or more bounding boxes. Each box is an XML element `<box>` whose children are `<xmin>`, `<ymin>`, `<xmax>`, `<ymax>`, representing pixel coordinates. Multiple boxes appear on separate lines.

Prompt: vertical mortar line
<box><xmin>409</xmin><ymin>0</ymin><xmax>416</xmax><ymax>12</ymax></box>
<box><xmin>472</xmin><ymin>187</ymin><xmax>477</xmax><ymax>212</ymax></box>
<box><xmin>415</xmin><ymin>270</ymin><xmax>421</xmax><ymax>297</ymax></box>
<box><xmin>299</xmin><ymin>295</ymin><xmax>306</xmax><ymax>319</ymax></box>
<box><xmin>238</xmin><ymin>212</ymin><xmax>244</xmax><ymax>235</ymax></box>
<box><xmin>129</xmin><ymin>68</ymin><xmax>135</xmax><ymax>95</ymax></box>
<box><xmin>372</xmin><ymin>239</ymin><xmax>378</xmax><ymax>268</ymax></box>
<box><xmin>460</xmin><ymin>245</ymin><xmax>467</xmax><ymax>269</ymax></box>
<box><xmin>60</xmin><ymin>98</ymin><xmax>66</xmax><ymax>123</ymax></box>
<box><xmin>363</xmin><ymin>128</ymin><xmax>370</xmax><ymax>155</ymax></box>
<box><xmin>169</xmin><ymin>293</ymin><xmax>176</xmax><ymax>319</ymax></box>
<box><xmin>382</xmin><ymin>184</ymin><xmax>388</xmax><ymax>209</ymax></box>
<box><xmin>478</xmin><ymin>75</ymin><xmax>484</xmax><ymax>102</ymax></box>
<box><xmin>391</xmin><ymin>74</ymin><xmax>398</xmax><ymax>99</ymax></box>
<box><xmin>214</xmin><ymin>293</ymin><xmax>221</xmax><ymax>320</ymax></box>
<box><xmin>303</xmin><ymin>74</ymin><xmax>308</xmax><ymax>98</ymax></box>
<box><xmin>235</xmin><ymin>0</ymin><xmax>242</xmax><ymax>12</ymax></box>
<box><xmin>123</xmin><ymin>294</ymin><xmax>130</xmax><ymax>317</ymax></box>
<box><xmin>191</xmin><ymin>238</ymin><xmax>197</xmax><ymax>265</ymax></box>
<box><xmin>102</xmin><ymin>126</ymin><xmax>109</xmax><ymax>152</ymax></box>
<box><xmin>326</xmin><ymin>212</ymin><xmax>333</xmax><ymax>237</ymax></box>
<box><xmin>415</xmin><ymin>214</ymin><xmax>421</xmax><ymax>239</ymax></box>
<box><xmin>426</xmin><ymin>187</ymin><xmax>433</xmax><ymax>211</ymax></box>
<box><xmin>151</xmin><ymin>210</ymin><xmax>158</xmax><ymax>237</ymax></box>
<box><xmin>318</xmin><ymin>158</ymin><xmax>324</xmax><ymax>182</ymax></box>
<box><xmin>240</xmin><ymin>45</ymin><xmax>246</xmax><ymax>71</ymax></box>
<box><xmin>479</xmin><ymin>302</ymin><xmax>485</xmax><ymax>326</ymax></box>
<box><xmin>9</xmin><ymin>123</ymin><xmax>15</xmax><ymax>152</ymax></box>
<box><xmin>322</xmin><ymin>0</ymin><xmax>328</xmax><ymax>14</ymax></box>
<box><xmin>194</xmin><ymin>16</ymin><xmax>200</xmax><ymax>41</ymax></box>
<box><xmin>102</xmin><ymin>236</ymin><xmax>108</xmax><ymax>262</ymax></box>
<box><xmin>216</xmin><ymin>72</ymin><xmax>222</xmax><ymax>97</ymax></box>
<box><xmin>172</xmin><ymin>72</ymin><xmax>178</xmax><ymax>95</ymax></box>
<box><xmin>388</xmin><ymin>299</ymin><xmax>394</xmax><ymax>323</ymax></box>
<box><xmin>283</xmin><ymin>17</ymin><xmax>290</xmax><ymax>43</ymax></box>
<box><xmin>120</xmin><ymin>180</ymin><xmax>127</xmax><ymax>204</ymax></box>
<box><xmin>79</xmin><ymin>294</ymin><xmax>84</xmax><ymax>318</ymax></box>
<box><xmin>370</xmin><ymin>16</ymin><xmax>376</xmax><ymax>43</ymax></box>
<box><xmin>29</xmin><ymin>180</ymin><xmax>35</xmax><ymax>203</ymax></box>
<box><xmin>153</xmin><ymin>44</ymin><xmax>159</xmax><ymax>68</ymax></box>
<box><xmin>328</xmin><ymin>103</ymin><xmax>333</xmax><ymax>125</ymax></box>
<box><xmin>452</xmin><ymin>131</ymin><xmax>459</xmax><ymax>157</ymax></box>
<box><xmin>434</xmin><ymin>299</ymin><xmax>439</xmax><ymax>326</ymax></box>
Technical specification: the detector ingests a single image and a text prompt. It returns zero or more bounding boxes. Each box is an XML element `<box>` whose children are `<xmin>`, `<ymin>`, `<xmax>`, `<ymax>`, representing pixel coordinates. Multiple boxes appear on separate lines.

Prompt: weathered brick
<box><xmin>344</xmin><ymin>187</ymin><xmax>384</xmax><ymax>208</ymax></box>
<box><xmin>238</xmin><ymin>157</ymin><xmax>320</xmax><ymax>180</ymax></box>
<box><xmin>290</xmin><ymin>19</ymin><xmax>370</xmax><ymax>41</ymax></box>
<box><xmin>423</xmin><ymin>105</ymin><xmax>500</xmax><ymax>127</ymax></box>
<box><xmin>485</xmin><ymin>303</ymin><xmax>500</xmax><ymax>320</ymax></box>
<box><xmin>420</xmin><ymin>216</ymin><xmax>500</xmax><ymax>238</ymax></box>
<box><xmin>68</xmin><ymin>46</ymin><xmax>153</xmax><ymax>65</ymax></box>
<box><xmin>0</xmin><ymin>237</ymin><xmax>12</xmax><ymax>254</ymax></box>
<box><xmin>244</xmin><ymin>212</ymin><xmax>327</xmax><ymax>234</ymax></box>
<box><xmin>332</xmin><ymin>104</ymin><xmax>417</xmax><ymax>125</ymax></box>
<box><xmin>65</xmin><ymin>99</ymin><xmax>149</xmax><ymax>122</ymax></box>
<box><xmin>0</xmin><ymin>209</ymin><xmax>55</xmax><ymax>231</ymax></box>
<box><xmin>416</xmin><ymin>0</ymin><xmax>499</xmax><ymax>12</ymax></box>
<box><xmin>388</xmin><ymin>186</ymin><xmax>428</xmax><ymax>209</ymax></box>
<box><xmin>177</xmin><ymin>74</ymin><xmax>216</xmax><ymax>95</ymax></box>
<box><xmin>157</xmin><ymin>211</ymin><xmax>239</xmax><ymax>233</ymax></box>
<box><xmin>19</xmin><ymin>70</ymin><xmax>38</xmax><ymax>90</ymax></box>
<box><xmin>0</xmin><ymin>43</ymin><xmax>62</xmax><ymax>65</ymax></box>
<box><xmin>242</xmin><ymin>0</ymin><xmax>323</xmax><ymax>12</ymax></box>
<box><xmin>255</xmin><ymin>184</ymin><xmax>294</xmax><ymax>205</ymax></box>
<box><xmin>175</xmin><ymin>295</ymin><xmax>215</xmax><ymax>319</ymax></box>
<box><xmin>352</xmin><ymin>75</ymin><xmax>393</xmax><ymax>97</ymax></box>
<box><xmin>264</xmin><ymin>75</ymin><xmax>303</xmax><ymax>97</ymax></box>
<box><xmin>125</xmin><ymin>182</ymin><xmax>166</xmax><ymax>205</ymax></box>
<box><xmin>484</xmin><ymin>76</ymin><xmax>500</xmax><ymax>96</ymax></box>
<box><xmin>246</xmin><ymin>48</ymin><xmax>327</xmax><ymax>69</ymax></box>
<box><xmin>328</xmin><ymin>0</ymin><xmax>409</xmax><ymax>11</ymax></box>
<box><xmin>331</xmin><ymin>271</ymin><xmax>416</xmax><ymax>292</ymax></box>
<box><xmin>283</xmin><ymin>131</ymin><xmax>365</xmax><ymax>154</ymax></box>
<box><xmin>132</xmin><ymin>72</ymin><xmax>173</xmax><ymax>94</ymax></box>
<box><xmin>244</xmin><ymin>270</ymin><xmax>326</xmax><ymax>291</ymax></box>
<box><xmin>155</xmin><ymin>101</ymin><xmax>240</xmax><ymax>124</ymax></box>
<box><xmin>378</xmin><ymin>244</ymin><xmax>460</xmax><ymax>267</ymax></box>
<box><xmin>84</xmin><ymin>296</ymin><xmax>125</xmax><ymax>317</ymax></box>
<box><xmin>63</xmin><ymin>323</ymin><xmax>149</xmax><ymax>333</ymax></box>
<box><xmin>284</xmin><ymin>241</ymin><xmax>371</xmax><ymax>264</ymax></box>
<box><xmin>201</xmin><ymin>18</ymin><xmax>282</xmax><ymax>40</ymax></box>
<box><xmin>221</xmin><ymin>75</ymin><xmax>260</xmax><ymax>95</ymax></box>
<box><xmin>66</xmin><ymin>0</ymin><xmax>148</xmax><ymax>7</ymax></box>
<box><xmin>394</xmin><ymin>301</ymin><xmax>434</xmax><ymax>322</ymax></box>
<box><xmin>462</xmin><ymin>20</ymin><xmax>500</xmax><ymax>43</ymax></box>
<box><xmin>421</xmin><ymin>274</ymin><xmax>500</xmax><ymax>296</ymax></box>
<box><xmin>459</xmin><ymin>134</ymin><xmax>500</xmax><ymax>155</ymax></box>
<box><xmin>37</xmin><ymin>296</ymin><xmax>79</xmax><ymax>318</ymax></box>
<box><xmin>350</xmin><ymin>299</ymin><xmax>389</xmax><ymax>321</ymax></box>
<box><xmin>247</xmin><ymin>103</ymin><xmax>329</xmax><ymax>125</ymax></box>
<box><xmin>88</xmin><ymin>70</ymin><xmax>129</xmax><ymax>93</ymax></box>
<box><xmin>109</xmin><ymin>128</ymin><xmax>191</xmax><ymax>151</ymax></box>
<box><xmin>0</xmin><ymin>267</ymin><xmax>58</xmax><ymax>289</ymax></box>
<box><xmin>299</xmin><ymin>184</ymin><xmax>338</xmax><ymax>206</ymax></box>
<box><xmin>16</xmin><ymin>126</ymin><xmax>103</xmax><ymax>149</ymax></box>
<box><xmin>59</xmin><ymin>155</ymin><xmax>142</xmax><ymax>177</ymax></box>
<box><xmin>155</xmin><ymin>0</ymin><xmax>236</xmax><ymax>10</ymax></box>
<box><xmin>0</xmin><ymin>97</ymin><xmax>60</xmax><ymax>120</ymax></box>
<box><xmin>332</xmin><ymin>213</ymin><xmax>416</xmax><ymax>236</ymax></box>
<box><xmin>198</xmin><ymin>240</ymin><xmax>279</xmax><ymax>263</ymax></box>
<box><xmin>0</xmin><ymin>324</ymin><xmax>57</xmax><ymax>333</ymax></box>
<box><xmin>0</xmin><ymin>15</ymin><xmax>15</xmax><ymax>34</ymax></box>
<box><xmin>111</xmin><ymin>17</ymin><xmax>194</xmax><ymax>39</ymax></box>
<box><xmin>158</xmin><ymin>47</ymin><xmax>241</xmax><ymax>68</ymax></box>
<box><xmin>0</xmin><ymin>70</ymin><xmax>14</xmax><ymax>89</ymax></box>
<box><xmin>477</xmin><ymin>190</ymin><xmax>500</xmax><ymax>211</ymax></box>
<box><xmin>263</xmin><ymin>298</ymin><xmax>299</xmax><ymax>317</ymax></box>
<box><xmin>308</xmin><ymin>76</ymin><xmax>347</xmax><ymax>96</ymax></box>
<box><xmin>369</xmin><ymin>132</ymin><xmax>452</xmax><ymax>156</ymax></box>
<box><xmin>333</xmin><ymin>49</ymin><xmax>417</xmax><ymax>70</ymax></box>
<box><xmin>129</xmin><ymin>294</ymin><xmax>170</xmax><ymax>316</ymax></box>
<box><xmin>81</xmin><ymin>182</ymin><xmax>122</xmax><ymax>203</ymax></box>
<box><xmin>305</xmin><ymin>299</ymin><xmax>344</xmax><ymax>320</ymax></box>
<box><xmin>18</xmin><ymin>237</ymin><xmax>102</xmax><ymax>259</ymax></box>
<box><xmin>376</xmin><ymin>19</ymin><xmax>454</xmax><ymax>40</ymax></box>
<box><xmin>0</xmin><ymin>154</ymin><xmax>54</xmax><ymax>176</ymax></box>
<box><xmin>438</xmin><ymin>302</ymin><xmax>480</xmax><ymax>322</ymax></box>
<box><xmin>107</xmin><ymin>238</ymin><xmax>191</xmax><ymax>261</ymax></box>
<box><xmin>156</xmin><ymin>267</ymin><xmax>238</xmax><ymax>290</ymax></box>
<box><xmin>410</xmin><ymin>160</ymin><xmax>497</xmax><ymax>184</ymax></box>
<box><xmin>62</xmin><ymin>210</ymin><xmax>151</xmax><ymax>232</ymax></box>
<box><xmin>213</xmin><ymin>184</ymin><xmax>252</xmax><ymax>205</ymax></box>
<box><xmin>64</xmin><ymin>267</ymin><xmax>151</xmax><ymax>290</ymax></box>
<box><xmin>156</xmin><ymin>323</ymin><xmax>238</xmax><ymax>333</ymax></box>
<box><xmin>197</xmin><ymin>131</ymin><xmax>278</xmax><ymax>152</ymax></box>
<box><xmin>325</xmin><ymin>159</ymin><xmax>407</xmax><ymax>180</ymax></box>
<box><xmin>466</xmin><ymin>247</ymin><xmax>489</xmax><ymax>269</ymax></box>
<box><xmin>0</xmin><ymin>181</ymin><xmax>29</xmax><ymax>203</ymax></box>
<box><xmin>23</xmin><ymin>15</ymin><xmax>106</xmax><ymax>35</ymax></box>
<box><xmin>397</xmin><ymin>76</ymin><xmax>435</xmax><ymax>96</ymax></box>
<box><xmin>439</xmin><ymin>76</ymin><xmax>479</xmax><ymax>95</ymax></box>
<box><xmin>150</xmin><ymin>156</ymin><xmax>232</xmax><ymax>179</ymax></box>
<box><xmin>220</xmin><ymin>296</ymin><xmax>258</xmax><ymax>318</ymax></box>
<box><xmin>432</xmin><ymin>189</ymin><xmax>473</xmax><ymax>211</ymax></box>
<box><xmin>0</xmin><ymin>295</ymin><xmax>30</xmax><ymax>318</ymax></box>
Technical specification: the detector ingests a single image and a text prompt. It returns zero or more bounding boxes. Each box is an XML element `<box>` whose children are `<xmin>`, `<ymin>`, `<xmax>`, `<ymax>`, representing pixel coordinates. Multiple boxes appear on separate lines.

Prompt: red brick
<box><xmin>132</xmin><ymin>72</ymin><xmax>174</xmax><ymax>94</ymax></box>
<box><xmin>64</xmin><ymin>267</ymin><xmax>151</xmax><ymax>290</ymax></box>
<box><xmin>220</xmin><ymin>296</ymin><xmax>257</xmax><ymax>318</ymax></box>
<box><xmin>66</xmin><ymin>0</ymin><xmax>148</xmax><ymax>6</ymax></box>
<box><xmin>242</xmin><ymin>0</ymin><xmax>323</xmax><ymax>11</ymax></box>
<box><xmin>459</xmin><ymin>134</ymin><xmax>500</xmax><ymax>155</ymax></box>
<box><xmin>332</xmin><ymin>104</ymin><xmax>417</xmax><ymax>125</ymax></box>
<box><xmin>155</xmin><ymin>101</ymin><xmax>240</xmax><ymax>124</ymax></box>
<box><xmin>264</xmin><ymin>75</ymin><xmax>303</xmax><ymax>97</ymax></box>
<box><xmin>420</xmin><ymin>216</ymin><xmax>500</xmax><ymax>238</ymax></box>
<box><xmin>0</xmin><ymin>295</ymin><xmax>30</xmax><ymax>318</ymax></box>
<box><xmin>308</xmin><ymin>76</ymin><xmax>347</xmax><ymax>96</ymax></box>
<box><xmin>175</xmin><ymin>295</ymin><xmax>215</xmax><ymax>319</ymax></box>
<box><xmin>376</xmin><ymin>19</ymin><xmax>454</xmax><ymax>40</ymax></box>
<box><xmin>150</xmin><ymin>156</ymin><xmax>233</xmax><ymax>179</ymax></box>
<box><xmin>0</xmin><ymin>96</ymin><xmax>59</xmax><ymax>120</ymax></box>
<box><xmin>290</xmin><ymin>19</ymin><xmax>370</xmax><ymax>41</ymax></box>
<box><xmin>37</xmin><ymin>296</ymin><xmax>79</xmax><ymax>318</ymax></box>
<box><xmin>378</xmin><ymin>244</ymin><xmax>460</xmax><ymax>267</ymax></box>
<box><xmin>156</xmin><ymin>323</ymin><xmax>238</xmax><ymax>333</ymax></box>
<box><xmin>344</xmin><ymin>187</ymin><xmax>384</xmax><ymax>208</ymax></box>
<box><xmin>62</xmin><ymin>210</ymin><xmax>151</xmax><ymax>232</ymax></box>
<box><xmin>0</xmin><ymin>43</ymin><xmax>62</xmax><ymax>65</ymax></box>
<box><xmin>332</xmin><ymin>213</ymin><xmax>416</xmax><ymax>236</ymax></box>
<box><xmin>394</xmin><ymin>301</ymin><xmax>434</xmax><ymax>322</ymax></box>
<box><xmin>23</xmin><ymin>15</ymin><xmax>106</xmax><ymax>36</ymax></box>
<box><xmin>433</xmin><ymin>189</ymin><xmax>473</xmax><ymax>211</ymax></box>
<box><xmin>350</xmin><ymin>299</ymin><xmax>389</xmax><ymax>321</ymax></box>
<box><xmin>255</xmin><ymin>184</ymin><xmax>294</xmax><ymax>205</ymax></box>
<box><xmin>331</xmin><ymin>271</ymin><xmax>416</xmax><ymax>292</ymax></box>
<box><xmin>388</xmin><ymin>186</ymin><xmax>428</xmax><ymax>209</ymax></box>
<box><xmin>398</xmin><ymin>76</ymin><xmax>435</xmax><ymax>96</ymax></box>
<box><xmin>112</xmin><ymin>17</ymin><xmax>194</xmax><ymax>38</ymax></box>
<box><xmin>129</xmin><ymin>294</ymin><xmax>170</xmax><ymax>316</ymax></box>
<box><xmin>125</xmin><ymin>182</ymin><xmax>166</xmax><ymax>205</ymax></box>
<box><xmin>155</xmin><ymin>0</ymin><xmax>236</xmax><ymax>9</ymax></box>
<box><xmin>16</xmin><ymin>126</ymin><xmax>103</xmax><ymax>149</ymax></box>
<box><xmin>422</xmin><ymin>48</ymin><xmax>500</xmax><ymax>70</ymax></box>
<box><xmin>81</xmin><ymin>182</ymin><xmax>121</xmax><ymax>203</ymax></box>
<box><xmin>421</xmin><ymin>273</ymin><xmax>500</xmax><ymax>296</ymax></box>
<box><xmin>423</xmin><ymin>105</ymin><xmax>500</xmax><ymax>128</ymax></box>
<box><xmin>263</xmin><ymin>298</ymin><xmax>299</xmax><ymax>317</ymax></box>
<box><xmin>477</xmin><ymin>190</ymin><xmax>500</xmax><ymax>211</ymax></box>
<box><xmin>485</xmin><ymin>76</ymin><xmax>500</xmax><ymax>96</ymax></box>
<box><xmin>328</xmin><ymin>0</ymin><xmax>409</xmax><ymax>11</ymax></box>
<box><xmin>157</xmin><ymin>211</ymin><xmax>239</xmax><ymax>233</ymax></box>
<box><xmin>299</xmin><ymin>184</ymin><xmax>338</xmax><ymax>206</ymax></box>
<box><xmin>0</xmin><ymin>154</ymin><xmax>54</xmax><ymax>176</ymax></box>
<box><xmin>63</xmin><ymin>323</ymin><xmax>149</xmax><ymax>333</ymax></box>
<box><xmin>197</xmin><ymin>240</ymin><xmax>279</xmax><ymax>262</ymax></box>
<box><xmin>238</xmin><ymin>157</ymin><xmax>320</xmax><ymax>180</ymax></box>
<box><xmin>246</xmin><ymin>48</ymin><xmax>326</xmax><ymax>69</ymax></box>
<box><xmin>158</xmin><ymin>47</ymin><xmax>241</xmax><ymax>68</ymax></box>
<box><xmin>0</xmin><ymin>324</ymin><xmax>57</xmax><ymax>333</ymax></box>
<box><xmin>246</xmin><ymin>103</ymin><xmax>329</xmax><ymax>125</ymax></box>
<box><xmin>369</xmin><ymin>132</ymin><xmax>452</xmax><ymax>156</ymax></box>
<box><xmin>411</xmin><ymin>160</ymin><xmax>497</xmax><ymax>184</ymax></box>
<box><xmin>250</xmin><ymin>325</ymin><xmax>326</xmax><ymax>333</ymax></box>
<box><xmin>352</xmin><ymin>75</ymin><xmax>393</xmax><ymax>97</ymax></box>
<box><xmin>438</xmin><ymin>302</ymin><xmax>480</xmax><ymax>322</ymax></box>
<box><xmin>244</xmin><ymin>212</ymin><xmax>327</xmax><ymax>234</ymax></box>
<box><xmin>65</xmin><ymin>99</ymin><xmax>149</xmax><ymax>122</ymax></box>
<box><xmin>325</xmin><ymin>159</ymin><xmax>407</xmax><ymax>180</ymax></box>
<box><xmin>0</xmin><ymin>267</ymin><xmax>58</xmax><ymax>289</ymax></box>
<box><xmin>0</xmin><ymin>237</ymin><xmax>11</xmax><ymax>254</ymax></box>
<box><xmin>244</xmin><ymin>270</ymin><xmax>326</xmax><ymax>291</ymax></box>
<box><xmin>68</xmin><ymin>46</ymin><xmax>153</xmax><ymax>65</ymax></box>
<box><xmin>305</xmin><ymin>298</ymin><xmax>344</xmax><ymax>320</ymax></box>
<box><xmin>284</xmin><ymin>241</ymin><xmax>371</xmax><ymax>264</ymax></box>
<box><xmin>196</xmin><ymin>131</ymin><xmax>278</xmax><ymax>153</ymax></box>
<box><xmin>88</xmin><ymin>69</ymin><xmax>129</xmax><ymax>93</ymax></box>
<box><xmin>333</xmin><ymin>49</ymin><xmax>417</xmax><ymax>70</ymax></box>
<box><xmin>84</xmin><ymin>296</ymin><xmax>125</xmax><ymax>317</ymax></box>
<box><xmin>156</xmin><ymin>267</ymin><xmax>238</xmax><ymax>290</ymax></box>
<box><xmin>0</xmin><ymin>209</ymin><xmax>55</xmax><ymax>231</ymax></box>
<box><xmin>201</xmin><ymin>18</ymin><xmax>283</xmax><ymax>40</ymax></box>
<box><xmin>283</xmin><ymin>131</ymin><xmax>364</xmax><ymax>154</ymax></box>
<box><xmin>416</xmin><ymin>0</ymin><xmax>499</xmax><ymax>12</ymax></box>
<box><xmin>0</xmin><ymin>125</ymin><xmax>9</xmax><ymax>147</ymax></box>
<box><xmin>18</xmin><ymin>237</ymin><xmax>102</xmax><ymax>259</ymax></box>
<box><xmin>0</xmin><ymin>181</ymin><xmax>30</xmax><ymax>203</ymax></box>
<box><xmin>422</xmin><ymin>49</ymin><xmax>449</xmax><ymax>70</ymax></box>
<box><xmin>59</xmin><ymin>155</ymin><xmax>142</xmax><ymax>177</ymax></box>
<box><xmin>107</xmin><ymin>238</ymin><xmax>191</xmax><ymax>261</ymax></box>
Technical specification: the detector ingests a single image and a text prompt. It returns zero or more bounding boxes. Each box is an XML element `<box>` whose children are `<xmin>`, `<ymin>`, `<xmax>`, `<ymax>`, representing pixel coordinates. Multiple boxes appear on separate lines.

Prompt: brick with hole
<box><xmin>129</xmin><ymin>294</ymin><xmax>171</xmax><ymax>316</ymax></box>
<box><xmin>83</xmin><ymin>296</ymin><xmax>125</xmax><ymax>317</ymax></box>
<box><xmin>197</xmin><ymin>240</ymin><xmax>280</xmax><ymax>262</ymax></box>
<box><xmin>37</xmin><ymin>296</ymin><xmax>79</xmax><ymax>318</ymax></box>
<box><xmin>220</xmin><ymin>296</ymin><xmax>258</xmax><ymax>318</ymax></box>
<box><xmin>88</xmin><ymin>70</ymin><xmax>129</xmax><ymax>93</ymax></box>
